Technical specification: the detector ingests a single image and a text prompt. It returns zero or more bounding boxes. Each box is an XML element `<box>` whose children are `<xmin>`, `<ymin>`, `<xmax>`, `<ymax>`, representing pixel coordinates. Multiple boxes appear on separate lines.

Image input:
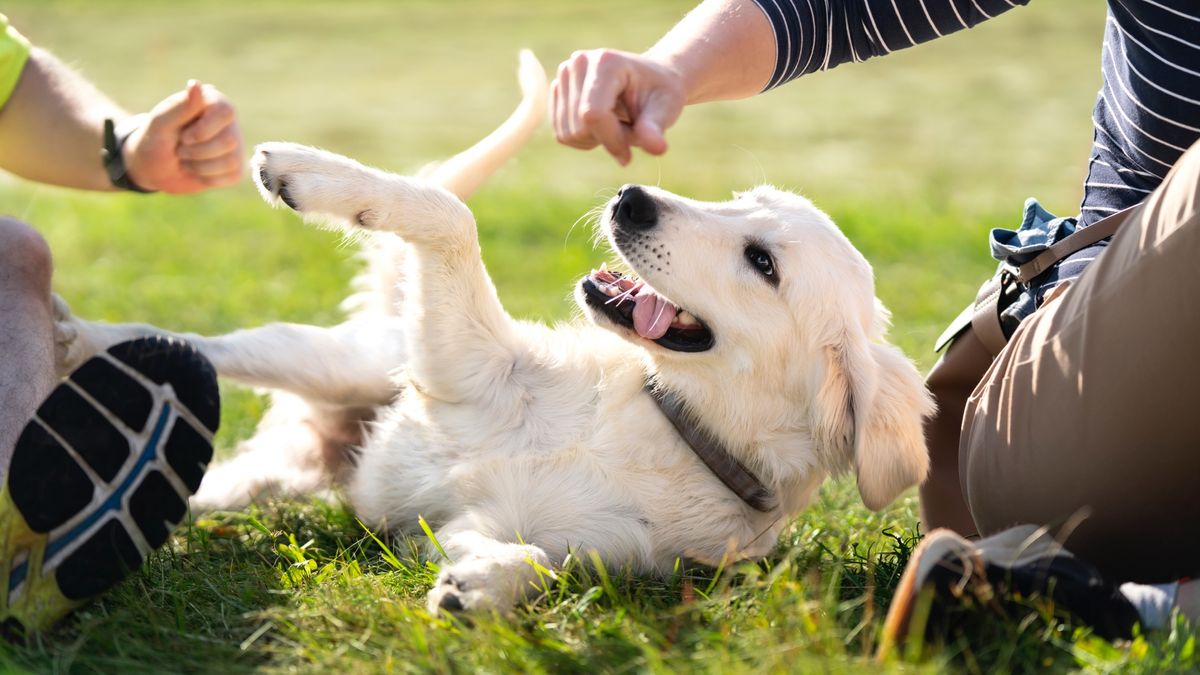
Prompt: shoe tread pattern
<box><xmin>3</xmin><ymin>336</ymin><xmax>220</xmax><ymax>613</ymax></box>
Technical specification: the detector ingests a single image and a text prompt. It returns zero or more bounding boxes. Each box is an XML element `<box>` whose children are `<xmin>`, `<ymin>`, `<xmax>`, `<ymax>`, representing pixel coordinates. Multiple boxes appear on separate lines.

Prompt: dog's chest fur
<box><xmin>346</xmin><ymin>323</ymin><xmax>801</xmax><ymax>572</ymax></box>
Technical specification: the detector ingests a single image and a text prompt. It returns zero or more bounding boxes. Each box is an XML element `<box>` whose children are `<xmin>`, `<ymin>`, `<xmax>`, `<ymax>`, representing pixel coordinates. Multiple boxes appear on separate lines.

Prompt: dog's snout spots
<box><xmin>614</xmin><ymin>185</ymin><xmax>657</xmax><ymax>230</ymax></box>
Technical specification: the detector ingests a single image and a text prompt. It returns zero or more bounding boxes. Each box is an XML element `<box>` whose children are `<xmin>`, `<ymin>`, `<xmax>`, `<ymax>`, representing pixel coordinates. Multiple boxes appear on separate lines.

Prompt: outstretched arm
<box><xmin>554</xmin><ymin>0</ymin><xmax>1030</xmax><ymax>164</ymax></box>
<box><xmin>0</xmin><ymin>28</ymin><xmax>243</xmax><ymax>193</ymax></box>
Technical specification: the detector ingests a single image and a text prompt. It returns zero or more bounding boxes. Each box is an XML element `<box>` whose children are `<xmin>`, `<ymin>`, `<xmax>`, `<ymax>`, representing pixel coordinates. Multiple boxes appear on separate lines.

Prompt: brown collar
<box><xmin>645</xmin><ymin>381</ymin><xmax>778</xmax><ymax>512</ymax></box>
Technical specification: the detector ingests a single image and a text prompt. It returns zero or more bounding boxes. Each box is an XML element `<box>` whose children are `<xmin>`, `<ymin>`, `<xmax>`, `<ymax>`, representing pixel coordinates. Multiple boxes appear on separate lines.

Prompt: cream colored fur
<box><xmin>54</xmin><ymin>51</ymin><xmax>933</xmax><ymax>614</ymax></box>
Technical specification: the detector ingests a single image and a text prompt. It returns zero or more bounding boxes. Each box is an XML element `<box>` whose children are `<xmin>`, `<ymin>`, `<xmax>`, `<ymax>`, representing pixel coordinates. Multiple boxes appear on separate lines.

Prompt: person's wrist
<box><xmin>640</xmin><ymin>50</ymin><xmax>697</xmax><ymax>105</ymax></box>
<box><xmin>102</xmin><ymin>113</ymin><xmax>156</xmax><ymax>193</ymax></box>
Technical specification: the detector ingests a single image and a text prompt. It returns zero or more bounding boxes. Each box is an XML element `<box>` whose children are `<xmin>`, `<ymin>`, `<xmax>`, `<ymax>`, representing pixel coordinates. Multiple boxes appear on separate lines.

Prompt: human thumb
<box><xmin>147</xmin><ymin>79</ymin><xmax>206</xmax><ymax>131</ymax></box>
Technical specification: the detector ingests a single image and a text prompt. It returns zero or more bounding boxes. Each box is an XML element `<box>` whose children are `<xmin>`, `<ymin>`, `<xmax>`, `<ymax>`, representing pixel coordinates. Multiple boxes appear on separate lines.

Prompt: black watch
<box><xmin>101</xmin><ymin>115</ymin><xmax>155</xmax><ymax>193</ymax></box>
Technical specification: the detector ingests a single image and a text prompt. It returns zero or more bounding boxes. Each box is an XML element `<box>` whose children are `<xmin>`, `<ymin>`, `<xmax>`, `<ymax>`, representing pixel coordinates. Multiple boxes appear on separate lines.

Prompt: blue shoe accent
<box><xmin>7</xmin><ymin>405</ymin><xmax>173</xmax><ymax>596</ymax></box>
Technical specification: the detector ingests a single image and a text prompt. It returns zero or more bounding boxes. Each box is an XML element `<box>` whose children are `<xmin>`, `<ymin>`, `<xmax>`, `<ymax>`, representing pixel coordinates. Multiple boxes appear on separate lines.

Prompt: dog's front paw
<box><xmin>252</xmin><ymin>143</ymin><xmax>385</xmax><ymax>228</ymax></box>
<box><xmin>426</xmin><ymin>570</ymin><xmax>483</xmax><ymax>614</ymax></box>
<box><xmin>426</xmin><ymin>549</ymin><xmax>552</xmax><ymax>616</ymax></box>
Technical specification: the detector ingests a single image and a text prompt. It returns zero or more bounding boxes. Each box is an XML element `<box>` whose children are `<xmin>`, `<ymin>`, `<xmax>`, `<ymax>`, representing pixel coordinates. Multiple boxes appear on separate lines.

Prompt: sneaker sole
<box><xmin>0</xmin><ymin>336</ymin><xmax>219</xmax><ymax>634</ymax></box>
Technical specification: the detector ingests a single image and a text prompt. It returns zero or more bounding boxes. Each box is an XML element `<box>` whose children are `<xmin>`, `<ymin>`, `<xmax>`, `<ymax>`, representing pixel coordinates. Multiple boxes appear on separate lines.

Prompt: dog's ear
<box><xmin>811</xmin><ymin>330</ymin><xmax>934</xmax><ymax>511</ymax></box>
<box><xmin>852</xmin><ymin>342</ymin><xmax>934</xmax><ymax>510</ymax></box>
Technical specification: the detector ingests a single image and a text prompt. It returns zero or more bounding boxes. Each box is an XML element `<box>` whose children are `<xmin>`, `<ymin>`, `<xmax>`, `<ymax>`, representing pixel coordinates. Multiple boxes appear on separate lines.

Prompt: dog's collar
<box><xmin>644</xmin><ymin>380</ymin><xmax>778</xmax><ymax>513</ymax></box>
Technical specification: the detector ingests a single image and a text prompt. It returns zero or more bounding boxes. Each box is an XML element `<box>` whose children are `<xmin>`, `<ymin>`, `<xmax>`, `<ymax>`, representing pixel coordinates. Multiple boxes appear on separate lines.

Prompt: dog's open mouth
<box><xmin>581</xmin><ymin>266</ymin><xmax>715</xmax><ymax>352</ymax></box>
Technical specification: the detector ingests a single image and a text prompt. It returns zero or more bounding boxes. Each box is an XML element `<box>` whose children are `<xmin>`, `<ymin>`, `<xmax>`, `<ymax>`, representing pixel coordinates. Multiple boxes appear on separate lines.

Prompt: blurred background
<box><xmin>2</xmin><ymin>0</ymin><xmax>1102</xmax><ymax>444</ymax></box>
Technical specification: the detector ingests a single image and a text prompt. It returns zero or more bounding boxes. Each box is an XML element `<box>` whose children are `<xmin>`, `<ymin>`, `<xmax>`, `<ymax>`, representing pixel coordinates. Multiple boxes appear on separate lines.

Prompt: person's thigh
<box><xmin>961</xmin><ymin>140</ymin><xmax>1200</xmax><ymax>583</ymax></box>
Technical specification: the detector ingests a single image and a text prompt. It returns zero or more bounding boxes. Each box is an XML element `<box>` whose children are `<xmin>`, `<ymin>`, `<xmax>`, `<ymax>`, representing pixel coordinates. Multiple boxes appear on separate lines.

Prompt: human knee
<box><xmin>0</xmin><ymin>216</ymin><xmax>53</xmax><ymax>292</ymax></box>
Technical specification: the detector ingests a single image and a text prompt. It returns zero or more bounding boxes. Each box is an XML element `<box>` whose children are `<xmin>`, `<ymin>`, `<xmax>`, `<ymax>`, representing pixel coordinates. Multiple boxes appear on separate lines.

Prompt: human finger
<box><xmin>177</xmin><ymin>127</ymin><xmax>241</xmax><ymax>161</ymax></box>
<box><xmin>562</xmin><ymin>53</ymin><xmax>586</xmax><ymax>144</ymax></box>
<box><xmin>631</xmin><ymin>90</ymin><xmax>682</xmax><ymax>156</ymax></box>
<box><xmin>200</xmin><ymin>169</ymin><xmax>245</xmax><ymax>188</ymax></box>
<box><xmin>180</xmin><ymin>95</ymin><xmax>238</xmax><ymax>145</ymax></box>
<box><xmin>578</xmin><ymin>53</ymin><xmax>635</xmax><ymax>165</ymax></box>
<box><xmin>181</xmin><ymin>153</ymin><xmax>245</xmax><ymax>178</ymax></box>
<box><xmin>553</xmin><ymin>60</ymin><xmax>592</xmax><ymax>149</ymax></box>
<box><xmin>145</xmin><ymin>79</ymin><xmax>206</xmax><ymax>133</ymax></box>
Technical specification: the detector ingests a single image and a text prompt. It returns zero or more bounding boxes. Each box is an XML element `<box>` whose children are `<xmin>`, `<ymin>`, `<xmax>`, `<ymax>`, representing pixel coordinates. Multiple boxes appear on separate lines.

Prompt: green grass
<box><xmin>1</xmin><ymin>0</ymin><xmax>1196</xmax><ymax>672</ymax></box>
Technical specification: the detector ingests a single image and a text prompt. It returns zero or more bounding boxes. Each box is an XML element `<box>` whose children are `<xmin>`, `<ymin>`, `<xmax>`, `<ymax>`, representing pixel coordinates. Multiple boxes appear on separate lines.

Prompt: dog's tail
<box><xmin>344</xmin><ymin>52</ymin><xmax>547</xmax><ymax>319</ymax></box>
<box><xmin>424</xmin><ymin>49</ymin><xmax>549</xmax><ymax>200</ymax></box>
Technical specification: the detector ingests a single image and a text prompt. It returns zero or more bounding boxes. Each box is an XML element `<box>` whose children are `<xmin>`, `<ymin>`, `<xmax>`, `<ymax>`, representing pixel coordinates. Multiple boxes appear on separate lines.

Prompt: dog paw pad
<box><xmin>437</xmin><ymin>593</ymin><xmax>465</xmax><ymax>612</ymax></box>
<box><xmin>277</xmin><ymin>180</ymin><xmax>299</xmax><ymax>210</ymax></box>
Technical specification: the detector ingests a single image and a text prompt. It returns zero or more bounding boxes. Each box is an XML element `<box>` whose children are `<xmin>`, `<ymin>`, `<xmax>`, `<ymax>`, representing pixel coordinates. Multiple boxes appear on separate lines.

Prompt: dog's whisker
<box><xmin>567</xmin><ymin>205</ymin><xmax>605</xmax><ymax>248</ymax></box>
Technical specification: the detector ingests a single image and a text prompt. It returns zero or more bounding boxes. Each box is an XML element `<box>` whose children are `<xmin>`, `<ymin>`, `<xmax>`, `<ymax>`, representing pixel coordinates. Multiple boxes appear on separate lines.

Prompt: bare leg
<box><xmin>0</xmin><ymin>218</ymin><xmax>56</xmax><ymax>478</ymax></box>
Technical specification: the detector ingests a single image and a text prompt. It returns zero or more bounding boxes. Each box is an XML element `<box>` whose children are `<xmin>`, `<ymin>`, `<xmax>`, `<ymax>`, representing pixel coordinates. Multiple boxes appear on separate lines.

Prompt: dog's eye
<box><xmin>745</xmin><ymin>245</ymin><xmax>777</xmax><ymax>284</ymax></box>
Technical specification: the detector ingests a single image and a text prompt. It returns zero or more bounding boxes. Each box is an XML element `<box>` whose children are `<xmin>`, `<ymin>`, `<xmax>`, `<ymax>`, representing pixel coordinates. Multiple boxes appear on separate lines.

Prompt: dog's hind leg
<box><xmin>56</xmin><ymin>296</ymin><xmax>402</xmax><ymax>409</ymax></box>
<box><xmin>254</xmin><ymin>145</ymin><xmax>524</xmax><ymax>406</ymax></box>
<box><xmin>191</xmin><ymin>393</ymin><xmax>364</xmax><ymax>511</ymax></box>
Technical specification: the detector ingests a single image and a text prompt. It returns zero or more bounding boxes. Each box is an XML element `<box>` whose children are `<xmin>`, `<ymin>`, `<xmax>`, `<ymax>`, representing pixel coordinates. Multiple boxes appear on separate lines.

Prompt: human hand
<box><xmin>552</xmin><ymin>49</ymin><xmax>686</xmax><ymax>166</ymax></box>
<box><xmin>123</xmin><ymin>80</ymin><xmax>244</xmax><ymax>194</ymax></box>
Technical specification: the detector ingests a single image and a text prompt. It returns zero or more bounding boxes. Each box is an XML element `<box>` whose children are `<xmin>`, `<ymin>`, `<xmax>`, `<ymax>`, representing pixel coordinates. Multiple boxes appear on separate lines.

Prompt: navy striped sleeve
<box><xmin>751</xmin><ymin>0</ymin><xmax>1032</xmax><ymax>90</ymax></box>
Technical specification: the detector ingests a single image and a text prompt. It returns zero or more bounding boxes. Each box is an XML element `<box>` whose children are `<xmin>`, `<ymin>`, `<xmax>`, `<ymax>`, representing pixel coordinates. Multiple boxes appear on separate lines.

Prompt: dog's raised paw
<box><xmin>251</xmin><ymin>142</ymin><xmax>387</xmax><ymax>226</ymax></box>
<box><xmin>252</xmin><ymin>145</ymin><xmax>292</xmax><ymax>209</ymax></box>
<box><xmin>256</xmin><ymin>164</ymin><xmax>277</xmax><ymax>198</ymax></box>
<box><xmin>277</xmin><ymin>180</ymin><xmax>299</xmax><ymax>211</ymax></box>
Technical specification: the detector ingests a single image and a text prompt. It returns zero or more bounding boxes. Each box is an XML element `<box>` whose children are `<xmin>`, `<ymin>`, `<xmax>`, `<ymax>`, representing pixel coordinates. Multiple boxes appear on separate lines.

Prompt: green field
<box><xmin>2</xmin><ymin>0</ymin><xmax>1194</xmax><ymax>672</ymax></box>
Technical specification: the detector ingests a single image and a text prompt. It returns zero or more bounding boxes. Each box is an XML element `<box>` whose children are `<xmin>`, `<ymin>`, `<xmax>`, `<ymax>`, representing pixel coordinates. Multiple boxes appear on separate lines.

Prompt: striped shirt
<box><xmin>751</xmin><ymin>0</ymin><xmax>1200</xmax><ymax>331</ymax></box>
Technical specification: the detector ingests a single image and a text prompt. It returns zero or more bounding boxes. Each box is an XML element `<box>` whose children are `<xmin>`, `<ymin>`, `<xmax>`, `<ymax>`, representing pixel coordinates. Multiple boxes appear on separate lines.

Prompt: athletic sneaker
<box><xmin>0</xmin><ymin>337</ymin><xmax>218</xmax><ymax>636</ymax></box>
<box><xmin>877</xmin><ymin>525</ymin><xmax>1141</xmax><ymax>659</ymax></box>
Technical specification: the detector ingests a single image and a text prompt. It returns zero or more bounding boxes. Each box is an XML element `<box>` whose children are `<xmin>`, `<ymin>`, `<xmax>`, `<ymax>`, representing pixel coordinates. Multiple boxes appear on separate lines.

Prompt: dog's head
<box><xmin>576</xmin><ymin>184</ymin><xmax>934</xmax><ymax>511</ymax></box>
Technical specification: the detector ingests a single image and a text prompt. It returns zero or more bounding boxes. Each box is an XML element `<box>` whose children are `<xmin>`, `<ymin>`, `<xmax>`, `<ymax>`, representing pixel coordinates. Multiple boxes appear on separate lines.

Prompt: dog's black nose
<box><xmin>614</xmin><ymin>184</ymin><xmax>657</xmax><ymax>230</ymax></box>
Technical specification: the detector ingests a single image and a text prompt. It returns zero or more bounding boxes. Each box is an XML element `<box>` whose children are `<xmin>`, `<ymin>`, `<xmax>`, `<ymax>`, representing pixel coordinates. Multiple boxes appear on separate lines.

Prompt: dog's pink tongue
<box><xmin>633</xmin><ymin>291</ymin><xmax>677</xmax><ymax>339</ymax></box>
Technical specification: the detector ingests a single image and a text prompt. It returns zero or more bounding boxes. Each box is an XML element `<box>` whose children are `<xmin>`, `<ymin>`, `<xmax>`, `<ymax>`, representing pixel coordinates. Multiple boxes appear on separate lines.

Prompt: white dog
<box><xmin>55</xmin><ymin>52</ymin><xmax>934</xmax><ymax>613</ymax></box>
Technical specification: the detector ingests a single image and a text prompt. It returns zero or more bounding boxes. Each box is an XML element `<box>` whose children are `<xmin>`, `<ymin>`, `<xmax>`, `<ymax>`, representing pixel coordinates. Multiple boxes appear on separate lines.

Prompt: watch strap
<box><xmin>101</xmin><ymin>115</ymin><xmax>155</xmax><ymax>193</ymax></box>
